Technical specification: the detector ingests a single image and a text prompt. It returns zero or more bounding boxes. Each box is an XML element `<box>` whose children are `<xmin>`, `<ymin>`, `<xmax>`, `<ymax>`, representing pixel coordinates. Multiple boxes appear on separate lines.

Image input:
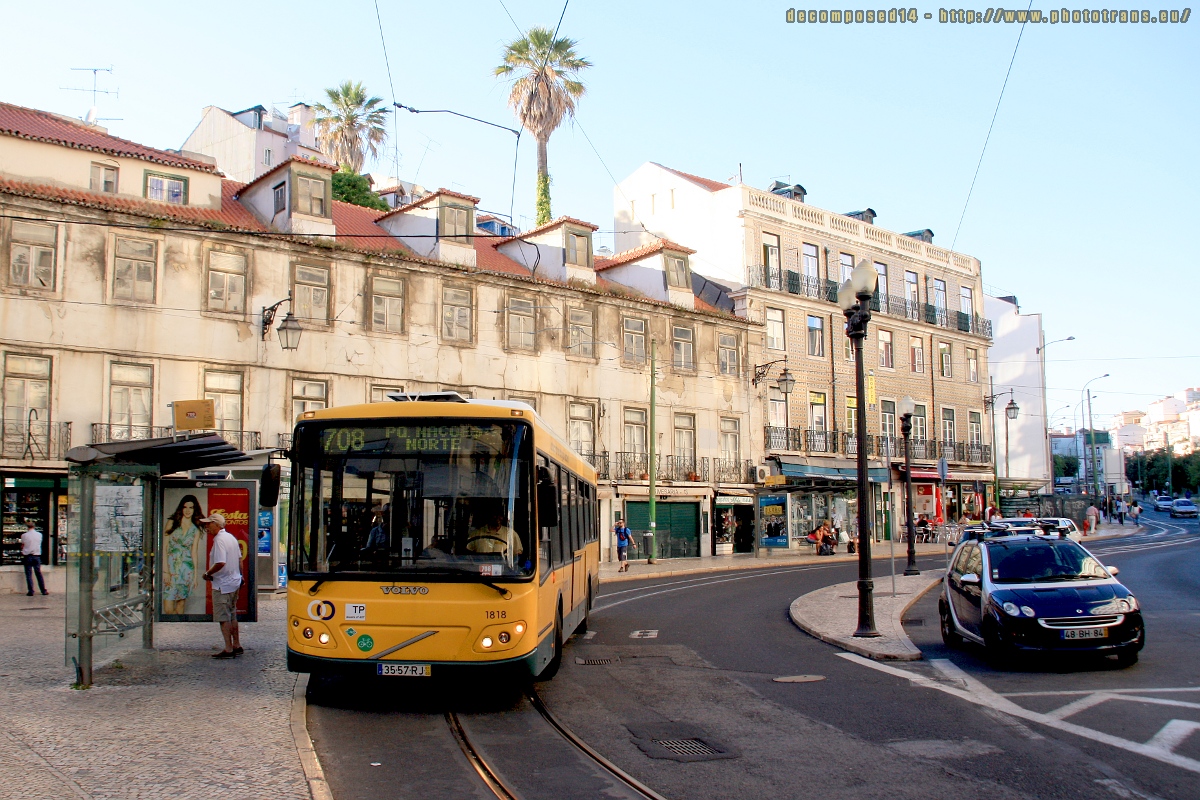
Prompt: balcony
<box><xmin>91</xmin><ymin>423</ymin><xmax>172</xmax><ymax>443</ymax></box>
<box><xmin>1</xmin><ymin>421</ymin><xmax>72</xmax><ymax>460</ymax></box>
<box><xmin>713</xmin><ymin>458</ymin><xmax>753</xmax><ymax>484</ymax></box>
<box><xmin>615</xmin><ymin>451</ymin><xmax>656</xmax><ymax>480</ymax></box>
<box><xmin>765</xmin><ymin>426</ymin><xmax>804</xmax><ymax>451</ymax></box>
<box><xmin>903</xmin><ymin>438</ymin><xmax>937</xmax><ymax>460</ymax></box>
<box><xmin>805</xmin><ymin>429</ymin><xmax>836</xmax><ymax>454</ymax></box>
<box><xmin>278</xmin><ymin>433</ymin><xmax>293</xmax><ymax>450</ymax></box>
<box><xmin>661</xmin><ymin>455</ymin><xmax>709</xmax><ymax>482</ymax></box>
<box><xmin>877</xmin><ymin>436</ymin><xmax>900</xmax><ymax>459</ymax></box>
<box><xmin>581</xmin><ymin>451</ymin><xmax>610</xmax><ymax>480</ymax></box>
<box><xmin>842</xmin><ymin>432</ymin><xmax>874</xmax><ymax>457</ymax></box>
<box><xmin>964</xmin><ymin>443</ymin><xmax>992</xmax><ymax>464</ymax></box>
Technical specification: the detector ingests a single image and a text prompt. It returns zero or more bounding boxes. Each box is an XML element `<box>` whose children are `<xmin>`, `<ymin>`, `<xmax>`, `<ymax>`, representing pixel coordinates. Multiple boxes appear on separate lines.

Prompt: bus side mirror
<box><xmin>537</xmin><ymin>479</ymin><xmax>559</xmax><ymax>528</ymax></box>
<box><xmin>260</xmin><ymin>464</ymin><xmax>281</xmax><ymax>507</ymax></box>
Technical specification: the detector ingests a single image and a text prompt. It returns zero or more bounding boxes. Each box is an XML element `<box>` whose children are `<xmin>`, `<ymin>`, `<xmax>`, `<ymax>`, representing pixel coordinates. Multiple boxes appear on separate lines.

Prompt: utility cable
<box><xmin>950</xmin><ymin>0</ymin><xmax>1035</xmax><ymax>250</ymax></box>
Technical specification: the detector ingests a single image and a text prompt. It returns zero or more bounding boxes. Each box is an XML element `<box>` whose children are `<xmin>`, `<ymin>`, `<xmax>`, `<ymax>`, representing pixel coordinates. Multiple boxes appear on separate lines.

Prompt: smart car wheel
<box><xmin>1115</xmin><ymin>648</ymin><xmax>1139</xmax><ymax>668</ymax></box>
<box><xmin>939</xmin><ymin>601</ymin><xmax>962</xmax><ymax>648</ymax></box>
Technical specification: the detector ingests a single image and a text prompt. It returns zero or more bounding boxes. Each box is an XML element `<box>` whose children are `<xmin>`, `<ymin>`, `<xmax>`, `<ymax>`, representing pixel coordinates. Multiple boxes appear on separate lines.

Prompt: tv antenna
<box><xmin>60</xmin><ymin>66</ymin><xmax>122</xmax><ymax>123</ymax></box>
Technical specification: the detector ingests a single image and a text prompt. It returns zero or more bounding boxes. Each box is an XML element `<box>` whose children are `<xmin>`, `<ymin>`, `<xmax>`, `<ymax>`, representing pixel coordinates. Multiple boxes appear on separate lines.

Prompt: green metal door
<box><xmin>624</xmin><ymin>502</ymin><xmax>650</xmax><ymax>558</ymax></box>
<box><xmin>623</xmin><ymin>502</ymin><xmax>699</xmax><ymax>559</ymax></box>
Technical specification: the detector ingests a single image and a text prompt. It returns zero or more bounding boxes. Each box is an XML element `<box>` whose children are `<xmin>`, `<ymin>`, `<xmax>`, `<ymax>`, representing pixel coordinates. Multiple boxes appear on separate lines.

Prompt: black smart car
<box><xmin>939</xmin><ymin>530</ymin><xmax>1144</xmax><ymax>667</ymax></box>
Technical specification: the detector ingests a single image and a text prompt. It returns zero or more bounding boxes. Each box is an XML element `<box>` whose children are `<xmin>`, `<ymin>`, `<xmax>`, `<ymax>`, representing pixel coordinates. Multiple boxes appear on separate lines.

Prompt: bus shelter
<box><xmin>63</xmin><ymin>434</ymin><xmax>248</xmax><ymax>686</ymax></box>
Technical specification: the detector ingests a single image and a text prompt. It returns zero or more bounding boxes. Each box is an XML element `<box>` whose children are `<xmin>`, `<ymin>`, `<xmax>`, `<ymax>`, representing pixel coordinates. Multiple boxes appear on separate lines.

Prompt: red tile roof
<box><xmin>0</xmin><ymin>101</ymin><xmax>221</xmax><ymax>174</ymax></box>
<box><xmin>377</xmin><ymin>188</ymin><xmax>481</xmax><ymax>221</ymax></box>
<box><xmin>652</xmin><ymin>163</ymin><xmax>732</xmax><ymax>193</ymax></box>
<box><xmin>0</xmin><ymin>176</ymin><xmax>268</xmax><ymax>231</ymax></box>
<box><xmin>330</xmin><ymin>200</ymin><xmax>414</xmax><ymax>255</ymax></box>
<box><xmin>474</xmin><ymin>236</ymin><xmax>532</xmax><ymax>278</ymax></box>
<box><xmin>498</xmin><ymin>215</ymin><xmax>598</xmax><ymax>243</ymax></box>
<box><xmin>593</xmin><ymin>238</ymin><xmax>697</xmax><ymax>271</ymax></box>
<box><xmin>231</xmin><ymin>155</ymin><xmax>337</xmax><ymax>199</ymax></box>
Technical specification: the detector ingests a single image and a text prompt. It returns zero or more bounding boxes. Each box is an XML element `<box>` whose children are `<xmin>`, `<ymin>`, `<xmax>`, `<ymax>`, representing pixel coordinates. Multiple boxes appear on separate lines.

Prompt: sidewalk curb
<box><xmin>291</xmin><ymin>673</ymin><xmax>334</xmax><ymax>800</ymax></box>
<box><xmin>788</xmin><ymin>573</ymin><xmax>943</xmax><ymax>661</ymax></box>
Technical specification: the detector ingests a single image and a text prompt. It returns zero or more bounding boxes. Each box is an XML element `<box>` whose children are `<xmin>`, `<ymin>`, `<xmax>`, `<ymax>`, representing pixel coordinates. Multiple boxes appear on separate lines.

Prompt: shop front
<box><xmin>619</xmin><ymin>486</ymin><xmax>712</xmax><ymax>560</ymax></box>
<box><xmin>2</xmin><ymin>471</ymin><xmax>68</xmax><ymax>592</ymax></box>
<box><xmin>897</xmin><ymin>467</ymin><xmax>992</xmax><ymax>524</ymax></box>
<box><xmin>763</xmin><ymin>457</ymin><xmax>890</xmax><ymax>554</ymax></box>
<box><xmin>713</xmin><ymin>490</ymin><xmax>754</xmax><ymax>554</ymax></box>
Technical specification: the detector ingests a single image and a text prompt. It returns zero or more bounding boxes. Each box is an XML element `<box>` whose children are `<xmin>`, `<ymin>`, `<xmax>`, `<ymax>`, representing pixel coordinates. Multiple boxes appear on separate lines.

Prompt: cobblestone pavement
<box><xmin>0</xmin><ymin>591</ymin><xmax>310</xmax><ymax>800</ymax></box>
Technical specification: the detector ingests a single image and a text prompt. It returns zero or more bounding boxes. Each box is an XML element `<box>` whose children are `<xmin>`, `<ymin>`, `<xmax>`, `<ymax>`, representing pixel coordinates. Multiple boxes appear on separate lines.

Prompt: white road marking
<box><xmin>837</xmin><ymin>652</ymin><xmax>1200</xmax><ymax>774</ymax></box>
<box><xmin>629</xmin><ymin>630</ymin><xmax>659</xmax><ymax>639</ymax></box>
<box><xmin>1145</xmin><ymin>720</ymin><xmax>1200</xmax><ymax>754</ymax></box>
<box><xmin>1094</xmin><ymin>777</ymin><xmax>1167</xmax><ymax>800</ymax></box>
<box><xmin>582</xmin><ymin>630</ymin><xmax>597</xmax><ymax>640</ymax></box>
<box><xmin>594</xmin><ymin>563</ymin><xmax>845</xmax><ymax>613</ymax></box>
<box><xmin>1046</xmin><ymin>692</ymin><xmax>1118</xmax><ymax>720</ymax></box>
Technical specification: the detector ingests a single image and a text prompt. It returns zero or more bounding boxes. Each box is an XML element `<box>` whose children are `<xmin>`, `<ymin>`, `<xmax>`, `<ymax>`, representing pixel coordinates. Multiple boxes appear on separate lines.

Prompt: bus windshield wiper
<box><xmin>482</xmin><ymin>581</ymin><xmax>512</xmax><ymax>599</ymax></box>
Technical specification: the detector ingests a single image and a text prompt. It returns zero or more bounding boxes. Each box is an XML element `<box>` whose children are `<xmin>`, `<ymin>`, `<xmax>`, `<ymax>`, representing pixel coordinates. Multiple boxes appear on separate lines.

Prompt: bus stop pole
<box><xmin>77</xmin><ymin>468</ymin><xmax>96</xmax><ymax>687</ymax></box>
<box><xmin>647</xmin><ymin>339</ymin><xmax>657</xmax><ymax>564</ymax></box>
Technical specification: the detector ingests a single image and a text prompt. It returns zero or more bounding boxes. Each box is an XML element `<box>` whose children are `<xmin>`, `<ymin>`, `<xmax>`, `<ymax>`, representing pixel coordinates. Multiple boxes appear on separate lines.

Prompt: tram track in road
<box><xmin>446</xmin><ymin>687</ymin><xmax>667</xmax><ymax>800</ymax></box>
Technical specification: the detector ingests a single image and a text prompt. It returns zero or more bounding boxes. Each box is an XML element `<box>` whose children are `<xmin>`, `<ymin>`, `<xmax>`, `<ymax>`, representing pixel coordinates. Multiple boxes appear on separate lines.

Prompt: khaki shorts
<box><xmin>212</xmin><ymin>589</ymin><xmax>239</xmax><ymax>623</ymax></box>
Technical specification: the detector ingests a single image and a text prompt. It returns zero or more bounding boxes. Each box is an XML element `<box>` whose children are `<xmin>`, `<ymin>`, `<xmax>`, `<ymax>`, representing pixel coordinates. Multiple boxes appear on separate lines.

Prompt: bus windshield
<box><xmin>289</xmin><ymin>420</ymin><xmax>534</xmax><ymax>580</ymax></box>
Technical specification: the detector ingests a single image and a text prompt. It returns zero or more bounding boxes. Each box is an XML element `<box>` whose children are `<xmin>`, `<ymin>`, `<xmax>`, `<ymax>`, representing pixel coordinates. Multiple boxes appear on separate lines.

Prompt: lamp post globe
<box><xmin>777</xmin><ymin>367</ymin><xmax>796</xmax><ymax>395</ymax></box>
<box><xmin>1005</xmin><ymin>398</ymin><xmax>1019</xmax><ymax>421</ymax></box>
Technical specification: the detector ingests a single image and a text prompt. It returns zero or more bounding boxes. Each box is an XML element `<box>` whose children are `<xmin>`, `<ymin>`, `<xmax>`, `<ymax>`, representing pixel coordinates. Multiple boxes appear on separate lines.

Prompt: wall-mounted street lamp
<box><xmin>262</xmin><ymin>293</ymin><xmax>302</xmax><ymax>351</ymax></box>
<box><xmin>840</xmin><ymin>258</ymin><xmax>880</xmax><ymax>638</ymax></box>
<box><xmin>985</xmin><ymin>389</ymin><xmax>1021</xmax><ymax>480</ymax></box>
<box><xmin>1036</xmin><ymin>335</ymin><xmax>1075</xmax><ymax>355</ymax></box>
<box><xmin>751</xmin><ymin>358</ymin><xmax>796</xmax><ymax>395</ymax></box>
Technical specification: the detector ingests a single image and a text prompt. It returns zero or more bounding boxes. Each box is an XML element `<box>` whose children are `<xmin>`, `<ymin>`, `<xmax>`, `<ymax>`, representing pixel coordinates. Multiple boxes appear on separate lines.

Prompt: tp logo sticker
<box><xmin>307</xmin><ymin>600</ymin><xmax>335</xmax><ymax>621</ymax></box>
<box><xmin>346</xmin><ymin>603</ymin><xmax>366</xmax><ymax>621</ymax></box>
<box><xmin>356</xmin><ymin>634</ymin><xmax>375</xmax><ymax>652</ymax></box>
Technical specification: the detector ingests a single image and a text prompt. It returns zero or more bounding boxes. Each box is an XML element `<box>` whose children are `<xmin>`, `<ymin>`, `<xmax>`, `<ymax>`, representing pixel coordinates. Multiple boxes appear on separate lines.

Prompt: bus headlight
<box><xmin>318</xmin><ymin>633</ymin><xmax>330</xmax><ymax>644</ymax></box>
<box><xmin>514</xmin><ymin>623</ymin><xmax>525</xmax><ymax>635</ymax></box>
<box><xmin>481</xmin><ymin>637</ymin><xmax>493</xmax><ymax>648</ymax></box>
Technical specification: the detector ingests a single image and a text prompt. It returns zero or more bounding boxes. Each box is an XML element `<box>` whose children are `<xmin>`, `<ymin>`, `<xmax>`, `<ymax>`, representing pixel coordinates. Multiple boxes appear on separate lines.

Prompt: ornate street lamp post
<box><xmin>838</xmin><ymin>259</ymin><xmax>881</xmax><ymax>638</ymax></box>
<box><xmin>262</xmin><ymin>293</ymin><xmax>303</xmax><ymax>351</ymax></box>
<box><xmin>898</xmin><ymin>395</ymin><xmax>919</xmax><ymax>576</ymax></box>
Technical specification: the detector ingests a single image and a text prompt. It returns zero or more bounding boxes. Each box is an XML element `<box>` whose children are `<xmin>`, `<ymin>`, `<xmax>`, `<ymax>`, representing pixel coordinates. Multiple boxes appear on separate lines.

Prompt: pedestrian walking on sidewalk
<box><xmin>20</xmin><ymin>519</ymin><xmax>48</xmax><ymax>596</ymax></box>
<box><xmin>613</xmin><ymin>518</ymin><xmax>632</xmax><ymax>572</ymax></box>
<box><xmin>200</xmin><ymin>514</ymin><xmax>243</xmax><ymax>658</ymax></box>
<box><xmin>1130</xmin><ymin>501</ymin><xmax>1141</xmax><ymax>526</ymax></box>
<box><xmin>1085</xmin><ymin>503</ymin><xmax>1101</xmax><ymax>536</ymax></box>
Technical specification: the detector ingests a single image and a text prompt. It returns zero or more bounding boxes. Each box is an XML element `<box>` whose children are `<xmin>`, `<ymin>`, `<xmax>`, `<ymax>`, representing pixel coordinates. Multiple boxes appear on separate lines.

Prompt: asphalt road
<box><xmin>306</xmin><ymin>513</ymin><xmax>1200</xmax><ymax>799</ymax></box>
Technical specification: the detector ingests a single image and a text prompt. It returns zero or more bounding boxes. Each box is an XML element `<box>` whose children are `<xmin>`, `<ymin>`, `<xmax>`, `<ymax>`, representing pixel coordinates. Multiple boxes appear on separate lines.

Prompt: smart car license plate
<box><xmin>1061</xmin><ymin>628</ymin><xmax>1107</xmax><ymax>640</ymax></box>
<box><xmin>376</xmin><ymin>663</ymin><xmax>431</xmax><ymax>677</ymax></box>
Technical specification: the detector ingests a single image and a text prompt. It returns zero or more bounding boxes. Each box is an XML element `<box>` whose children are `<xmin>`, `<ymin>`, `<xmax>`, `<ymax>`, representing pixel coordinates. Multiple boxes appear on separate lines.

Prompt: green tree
<box><xmin>495</xmin><ymin>27</ymin><xmax>591</xmax><ymax>225</ymax></box>
<box><xmin>313</xmin><ymin>81</ymin><xmax>390</xmax><ymax>172</ymax></box>
<box><xmin>1054</xmin><ymin>454</ymin><xmax>1079</xmax><ymax>478</ymax></box>
<box><xmin>331</xmin><ymin>169</ymin><xmax>388</xmax><ymax>211</ymax></box>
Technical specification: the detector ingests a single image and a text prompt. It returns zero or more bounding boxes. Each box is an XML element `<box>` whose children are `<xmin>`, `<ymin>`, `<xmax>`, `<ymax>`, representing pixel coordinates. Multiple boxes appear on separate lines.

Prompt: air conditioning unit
<box><xmin>755</xmin><ymin>465</ymin><xmax>772</xmax><ymax>483</ymax></box>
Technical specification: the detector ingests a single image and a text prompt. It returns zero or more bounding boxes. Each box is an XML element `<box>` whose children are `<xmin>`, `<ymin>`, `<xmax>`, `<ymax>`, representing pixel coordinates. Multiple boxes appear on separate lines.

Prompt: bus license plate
<box><xmin>376</xmin><ymin>663</ymin><xmax>431</xmax><ymax>677</ymax></box>
<box><xmin>1062</xmin><ymin>628</ymin><xmax>1107</xmax><ymax>640</ymax></box>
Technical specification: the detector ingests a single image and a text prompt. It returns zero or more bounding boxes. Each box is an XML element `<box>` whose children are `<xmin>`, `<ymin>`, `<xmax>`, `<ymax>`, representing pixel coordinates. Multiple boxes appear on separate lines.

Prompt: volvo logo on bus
<box><xmin>381</xmin><ymin>585</ymin><xmax>429</xmax><ymax>595</ymax></box>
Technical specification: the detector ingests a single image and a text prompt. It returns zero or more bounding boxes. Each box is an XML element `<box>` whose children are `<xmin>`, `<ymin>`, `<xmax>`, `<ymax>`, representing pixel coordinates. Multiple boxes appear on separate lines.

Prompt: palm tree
<box><xmin>495</xmin><ymin>27</ymin><xmax>591</xmax><ymax>224</ymax></box>
<box><xmin>312</xmin><ymin>81</ymin><xmax>390</xmax><ymax>173</ymax></box>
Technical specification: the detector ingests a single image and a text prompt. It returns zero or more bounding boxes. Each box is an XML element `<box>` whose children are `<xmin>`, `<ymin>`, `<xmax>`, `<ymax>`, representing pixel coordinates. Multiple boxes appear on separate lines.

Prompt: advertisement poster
<box><xmin>759</xmin><ymin>494</ymin><xmax>789</xmax><ymax>548</ymax></box>
<box><xmin>257</xmin><ymin>509</ymin><xmax>273</xmax><ymax>555</ymax></box>
<box><xmin>159</xmin><ymin>480</ymin><xmax>257</xmax><ymax>623</ymax></box>
<box><xmin>913</xmin><ymin>484</ymin><xmax>944</xmax><ymax>523</ymax></box>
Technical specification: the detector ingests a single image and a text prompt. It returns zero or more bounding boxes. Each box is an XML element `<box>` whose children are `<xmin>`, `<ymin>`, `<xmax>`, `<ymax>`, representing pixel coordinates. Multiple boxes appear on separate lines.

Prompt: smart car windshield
<box><xmin>986</xmin><ymin>539</ymin><xmax>1111</xmax><ymax>584</ymax></box>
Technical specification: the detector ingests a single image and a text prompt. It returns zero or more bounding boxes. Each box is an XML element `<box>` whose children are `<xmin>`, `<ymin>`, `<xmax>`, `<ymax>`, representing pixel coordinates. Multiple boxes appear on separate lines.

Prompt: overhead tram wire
<box><xmin>373</xmin><ymin>0</ymin><xmax>401</xmax><ymax>183</ymax></box>
<box><xmin>950</xmin><ymin>0</ymin><xmax>1036</xmax><ymax>251</ymax></box>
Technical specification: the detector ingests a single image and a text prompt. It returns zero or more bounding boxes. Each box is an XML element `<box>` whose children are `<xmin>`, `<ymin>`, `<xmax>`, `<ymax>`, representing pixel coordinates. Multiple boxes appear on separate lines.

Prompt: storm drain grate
<box><xmin>902</xmin><ymin>618</ymin><xmax>925</xmax><ymax>627</ymax></box>
<box><xmin>654</xmin><ymin>738</ymin><xmax>719</xmax><ymax>756</ymax></box>
<box><xmin>576</xmin><ymin>657</ymin><xmax>615</xmax><ymax>665</ymax></box>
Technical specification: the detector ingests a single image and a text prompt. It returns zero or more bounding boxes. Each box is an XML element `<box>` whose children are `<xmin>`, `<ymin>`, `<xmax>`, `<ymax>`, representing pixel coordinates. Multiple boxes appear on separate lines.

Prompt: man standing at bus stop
<box><xmin>200</xmin><ymin>513</ymin><xmax>243</xmax><ymax>658</ymax></box>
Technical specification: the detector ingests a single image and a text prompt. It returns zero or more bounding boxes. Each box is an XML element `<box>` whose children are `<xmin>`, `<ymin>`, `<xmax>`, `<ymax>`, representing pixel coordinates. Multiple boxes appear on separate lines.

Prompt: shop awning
<box><xmin>616</xmin><ymin>485</ymin><xmax>714</xmax><ymax>498</ymax></box>
<box><xmin>716</xmin><ymin>488</ymin><xmax>754</xmax><ymax>497</ymax></box>
<box><xmin>65</xmin><ymin>433</ymin><xmax>250</xmax><ymax>476</ymax></box>
<box><xmin>776</xmin><ymin>456</ymin><xmax>889</xmax><ymax>483</ymax></box>
<box><xmin>897</xmin><ymin>466</ymin><xmax>994</xmax><ymax>482</ymax></box>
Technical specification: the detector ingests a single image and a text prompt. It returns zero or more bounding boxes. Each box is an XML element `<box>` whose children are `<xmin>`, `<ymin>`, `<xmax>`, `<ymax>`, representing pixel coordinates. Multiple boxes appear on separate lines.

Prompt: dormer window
<box><xmin>566</xmin><ymin>231</ymin><xmax>591</xmax><ymax>266</ymax></box>
<box><xmin>90</xmin><ymin>163</ymin><xmax>118</xmax><ymax>194</ymax></box>
<box><xmin>273</xmin><ymin>183</ymin><xmax>287</xmax><ymax>214</ymax></box>
<box><xmin>665</xmin><ymin>254</ymin><xmax>690</xmax><ymax>288</ymax></box>
<box><xmin>145</xmin><ymin>172</ymin><xmax>187</xmax><ymax>205</ymax></box>
<box><xmin>296</xmin><ymin>176</ymin><xmax>326</xmax><ymax>216</ymax></box>
<box><xmin>439</xmin><ymin>205</ymin><xmax>473</xmax><ymax>244</ymax></box>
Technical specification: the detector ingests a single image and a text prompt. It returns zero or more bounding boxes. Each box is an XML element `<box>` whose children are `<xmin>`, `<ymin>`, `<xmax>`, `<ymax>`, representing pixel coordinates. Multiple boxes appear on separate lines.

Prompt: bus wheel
<box><xmin>537</xmin><ymin>604</ymin><xmax>564</xmax><ymax>681</ymax></box>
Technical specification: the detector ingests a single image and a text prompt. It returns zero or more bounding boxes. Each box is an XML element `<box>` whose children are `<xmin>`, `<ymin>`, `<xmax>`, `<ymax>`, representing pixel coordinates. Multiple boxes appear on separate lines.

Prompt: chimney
<box><xmin>767</xmin><ymin>180</ymin><xmax>807</xmax><ymax>203</ymax></box>
<box><xmin>902</xmin><ymin>229</ymin><xmax>934</xmax><ymax>243</ymax></box>
<box><xmin>844</xmin><ymin>208</ymin><xmax>877</xmax><ymax>225</ymax></box>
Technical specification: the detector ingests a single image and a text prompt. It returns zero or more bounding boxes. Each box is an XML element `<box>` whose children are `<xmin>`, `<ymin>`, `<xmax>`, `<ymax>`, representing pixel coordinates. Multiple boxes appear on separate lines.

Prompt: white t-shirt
<box><xmin>20</xmin><ymin>529</ymin><xmax>42</xmax><ymax>556</ymax></box>
<box><xmin>208</xmin><ymin>529</ymin><xmax>244</xmax><ymax>594</ymax></box>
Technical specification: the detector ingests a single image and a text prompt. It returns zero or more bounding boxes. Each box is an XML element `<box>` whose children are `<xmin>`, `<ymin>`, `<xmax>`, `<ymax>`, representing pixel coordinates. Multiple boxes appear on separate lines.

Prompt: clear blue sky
<box><xmin>2</xmin><ymin>1</ymin><xmax>1196</xmax><ymax>429</ymax></box>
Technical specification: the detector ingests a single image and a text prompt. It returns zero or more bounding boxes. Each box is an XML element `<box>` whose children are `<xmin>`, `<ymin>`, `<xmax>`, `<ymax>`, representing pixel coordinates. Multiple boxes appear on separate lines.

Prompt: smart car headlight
<box><xmin>1002</xmin><ymin>601</ymin><xmax>1021</xmax><ymax>617</ymax></box>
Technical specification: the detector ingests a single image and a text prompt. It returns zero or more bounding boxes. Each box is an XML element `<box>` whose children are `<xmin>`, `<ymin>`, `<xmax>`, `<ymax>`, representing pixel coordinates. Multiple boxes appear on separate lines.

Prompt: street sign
<box><xmin>172</xmin><ymin>399</ymin><xmax>215</xmax><ymax>432</ymax></box>
<box><xmin>938</xmin><ymin>457</ymin><xmax>949</xmax><ymax>482</ymax></box>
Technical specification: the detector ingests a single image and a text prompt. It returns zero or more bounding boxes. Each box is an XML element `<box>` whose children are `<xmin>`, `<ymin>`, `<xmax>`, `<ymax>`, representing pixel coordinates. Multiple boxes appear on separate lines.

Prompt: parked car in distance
<box><xmin>1154</xmin><ymin>495</ymin><xmax>1176</xmax><ymax>512</ymax></box>
<box><xmin>1170</xmin><ymin>498</ymin><xmax>1198</xmax><ymax>519</ymax></box>
<box><xmin>939</xmin><ymin>530</ymin><xmax>1143</xmax><ymax>667</ymax></box>
<box><xmin>1036</xmin><ymin>518</ymin><xmax>1082</xmax><ymax>540</ymax></box>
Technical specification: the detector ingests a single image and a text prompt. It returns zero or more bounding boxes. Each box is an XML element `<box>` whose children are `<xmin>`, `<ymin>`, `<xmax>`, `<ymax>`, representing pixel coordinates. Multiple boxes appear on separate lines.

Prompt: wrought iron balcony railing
<box><xmin>278</xmin><ymin>433</ymin><xmax>293</xmax><ymax>450</ymax></box>
<box><xmin>842</xmin><ymin>432</ymin><xmax>876</xmax><ymax>456</ymax></box>
<box><xmin>765</xmin><ymin>426</ymin><xmax>805</xmax><ymax>451</ymax></box>
<box><xmin>91</xmin><ymin>423</ymin><xmax>173</xmax><ymax>443</ymax></box>
<box><xmin>904</xmin><ymin>438</ymin><xmax>937</xmax><ymax>460</ymax></box>
<box><xmin>581</xmin><ymin>451</ymin><xmax>610</xmax><ymax>480</ymax></box>
<box><xmin>1</xmin><ymin>421</ymin><xmax>72</xmax><ymax>460</ymax></box>
<box><xmin>877</xmin><ymin>435</ymin><xmax>900</xmax><ymax>459</ymax></box>
<box><xmin>615</xmin><ymin>451</ymin><xmax>656</xmax><ymax>480</ymax></box>
<box><xmin>713</xmin><ymin>458</ymin><xmax>753</xmax><ymax>484</ymax></box>
<box><xmin>661</xmin><ymin>455</ymin><xmax>709</xmax><ymax>482</ymax></box>
<box><xmin>805</xmin><ymin>429</ymin><xmax>835</xmax><ymax>454</ymax></box>
<box><xmin>964</xmin><ymin>443</ymin><xmax>992</xmax><ymax>464</ymax></box>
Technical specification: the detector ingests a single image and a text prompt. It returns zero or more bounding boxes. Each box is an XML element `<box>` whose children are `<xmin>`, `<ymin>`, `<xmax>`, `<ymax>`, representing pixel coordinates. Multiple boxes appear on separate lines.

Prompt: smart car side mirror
<box><xmin>1106</xmin><ymin>565</ymin><xmax>1119</xmax><ymax>576</ymax></box>
<box><xmin>960</xmin><ymin>573</ymin><xmax>981</xmax><ymax>585</ymax></box>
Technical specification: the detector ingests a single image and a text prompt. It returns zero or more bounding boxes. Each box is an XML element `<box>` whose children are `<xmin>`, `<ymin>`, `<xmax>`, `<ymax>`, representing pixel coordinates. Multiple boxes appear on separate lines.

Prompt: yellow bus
<box><xmin>285</xmin><ymin>393</ymin><xmax>599</xmax><ymax>679</ymax></box>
